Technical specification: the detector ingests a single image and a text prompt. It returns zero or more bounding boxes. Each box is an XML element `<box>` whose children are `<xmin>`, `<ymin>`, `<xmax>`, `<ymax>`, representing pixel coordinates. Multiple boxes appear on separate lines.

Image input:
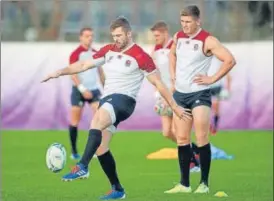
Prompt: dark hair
<box><xmin>80</xmin><ymin>27</ymin><xmax>93</xmax><ymax>35</ymax></box>
<box><xmin>180</xmin><ymin>5</ymin><xmax>200</xmax><ymax>19</ymax></box>
<box><xmin>110</xmin><ymin>16</ymin><xmax>132</xmax><ymax>32</ymax></box>
<box><xmin>150</xmin><ymin>21</ymin><xmax>168</xmax><ymax>32</ymax></box>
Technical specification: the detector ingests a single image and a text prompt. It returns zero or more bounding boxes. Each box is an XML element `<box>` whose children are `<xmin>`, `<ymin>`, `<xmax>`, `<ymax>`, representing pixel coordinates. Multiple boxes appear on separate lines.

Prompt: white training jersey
<box><xmin>91</xmin><ymin>43</ymin><xmax>157</xmax><ymax>99</ymax></box>
<box><xmin>69</xmin><ymin>46</ymin><xmax>100</xmax><ymax>90</ymax></box>
<box><xmin>208</xmin><ymin>56</ymin><xmax>224</xmax><ymax>88</ymax></box>
<box><xmin>153</xmin><ymin>39</ymin><xmax>173</xmax><ymax>89</ymax></box>
<box><xmin>175</xmin><ymin>29</ymin><xmax>213</xmax><ymax>93</ymax></box>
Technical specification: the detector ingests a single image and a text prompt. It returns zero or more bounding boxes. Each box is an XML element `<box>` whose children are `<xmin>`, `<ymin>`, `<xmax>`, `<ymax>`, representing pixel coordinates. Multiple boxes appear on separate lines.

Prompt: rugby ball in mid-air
<box><xmin>46</xmin><ymin>143</ymin><xmax>67</xmax><ymax>173</ymax></box>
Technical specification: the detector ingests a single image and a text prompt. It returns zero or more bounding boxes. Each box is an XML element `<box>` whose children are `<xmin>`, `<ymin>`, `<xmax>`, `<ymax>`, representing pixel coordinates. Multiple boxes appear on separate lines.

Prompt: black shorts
<box><xmin>98</xmin><ymin>94</ymin><xmax>136</xmax><ymax>128</ymax></box>
<box><xmin>173</xmin><ymin>89</ymin><xmax>212</xmax><ymax>110</ymax></box>
<box><xmin>211</xmin><ymin>86</ymin><xmax>222</xmax><ymax>97</ymax></box>
<box><xmin>71</xmin><ymin>86</ymin><xmax>101</xmax><ymax>107</ymax></box>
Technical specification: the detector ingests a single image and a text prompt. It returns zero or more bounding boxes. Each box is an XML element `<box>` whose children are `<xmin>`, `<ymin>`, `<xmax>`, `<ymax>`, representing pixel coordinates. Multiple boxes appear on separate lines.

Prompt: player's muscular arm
<box><xmin>147</xmin><ymin>71</ymin><xmax>177</xmax><ymax>109</ymax></box>
<box><xmin>41</xmin><ymin>58</ymin><xmax>104</xmax><ymax>83</ymax></box>
<box><xmin>59</xmin><ymin>60</ymin><xmax>96</xmax><ymax>76</ymax></box>
<box><xmin>206</xmin><ymin>36</ymin><xmax>236</xmax><ymax>83</ymax></box>
<box><xmin>42</xmin><ymin>45</ymin><xmax>109</xmax><ymax>83</ymax></box>
<box><xmin>169</xmin><ymin>33</ymin><xmax>178</xmax><ymax>85</ymax></box>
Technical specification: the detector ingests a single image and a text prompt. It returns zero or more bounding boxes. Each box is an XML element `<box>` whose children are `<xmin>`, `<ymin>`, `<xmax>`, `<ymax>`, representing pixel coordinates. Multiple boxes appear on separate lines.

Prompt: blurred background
<box><xmin>1</xmin><ymin>0</ymin><xmax>273</xmax><ymax>130</ymax></box>
<box><xmin>1</xmin><ymin>0</ymin><xmax>273</xmax><ymax>42</ymax></box>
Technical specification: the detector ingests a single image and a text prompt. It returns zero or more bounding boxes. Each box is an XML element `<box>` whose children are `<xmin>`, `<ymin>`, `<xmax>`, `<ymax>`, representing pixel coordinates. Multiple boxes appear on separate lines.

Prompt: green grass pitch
<box><xmin>1</xmin><ymin>130</ymin><xmax>273</xmax><ymax>201</ymax></box>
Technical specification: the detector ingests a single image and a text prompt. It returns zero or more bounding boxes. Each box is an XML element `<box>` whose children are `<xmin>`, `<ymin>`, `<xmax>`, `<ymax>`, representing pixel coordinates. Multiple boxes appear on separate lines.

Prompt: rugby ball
<box><xmin>46</xmin><ymin>143</ymin><xmax>67</xmax><ymax>173</ymax></box>
<box><xmin>154</xmin><ymin>102</ymin><xmax>173</xmax><ymax>116</ymax></box>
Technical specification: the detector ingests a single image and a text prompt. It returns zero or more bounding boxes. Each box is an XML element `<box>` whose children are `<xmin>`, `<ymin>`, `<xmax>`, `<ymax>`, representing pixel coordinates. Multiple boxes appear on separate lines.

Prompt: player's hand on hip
<box><xmin>41</xmin><ymin>70</ymin><xmax>61</xmax><ymax>83</ymax></box>
<box><xmin>174</xmin><ymin>105</ymin><xmax>192</xmax><ymax>121</ymax></box>
<box><xmin>193</xmin><ymin>74</ymin><xmax>214</xmax><ymax>85</ymax></box>
<box><xmin>82</xmin><ymin>90</ymin><xmax>93</xmax><ymax>100</ymax></box>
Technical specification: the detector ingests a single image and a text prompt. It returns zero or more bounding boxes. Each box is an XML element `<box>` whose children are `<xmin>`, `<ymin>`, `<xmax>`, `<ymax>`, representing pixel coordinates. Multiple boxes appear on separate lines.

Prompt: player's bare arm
<box><xmin>194</xmin><ymin>36</ymin><xmax>236</xmax><ymax>85</ymax></box>
<box><xmin>41</xmin><ymin>60</ymin><xmax>96</xmax><ymax>83</ymax></box>
<box><xmin>146</xmin><ymin>71</ymin><xmax>192</xmax><ymax>120</ymax></box>
<box><xmin>169</xmin><ymin>33</ymin><xmax>178</xmax><ymax>85</ymax></box>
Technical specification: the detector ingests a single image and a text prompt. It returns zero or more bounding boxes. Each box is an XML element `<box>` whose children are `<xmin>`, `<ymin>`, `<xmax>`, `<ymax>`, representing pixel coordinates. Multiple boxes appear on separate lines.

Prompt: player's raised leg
<box><xmin>192</xmin><ymin>105</ymin><xmax>211</xmax><ymax>193</ymax></box>
<box><xmin>62</xmin><ymin>106</ymin><xmax>113</xmax><ymax>181</ymax></box>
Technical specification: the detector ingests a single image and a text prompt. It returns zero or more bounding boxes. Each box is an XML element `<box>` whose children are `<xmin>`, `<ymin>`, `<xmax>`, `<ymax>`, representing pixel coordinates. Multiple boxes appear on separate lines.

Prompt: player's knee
<box><xmin>196</xmin><ymin>132</ymin><xmax>209</xmax><ymax>146</ymax></box>
<box><xmin>70</xmin><ymin>117</ymin><xmax>80</xmax><ymax>126</ymax></box>
<box><xmin>176</xmin><ymin>135</ymin><xmax>191</xmax><ymax>146</ymax></box>
<box><xmin>96</xmin><ymin>145</ymin><xmax>109</xmax><ymax>156</ymax></box>
<box><xmin>91</xmin><ymin>108</ymin><xmax>113</xmax><ymax>130</ymax></box>
<box><xmin>70</xmin><ymin>122</ymin><xmax>79</xmax><ymax>127</ymax></box>
<box><xmin>96</xmin><ymin>139</ymin><xmax>110</xmax><ymax>156</ymax></box>
<box><xmin>70</xmin><ymin>116</ymin><xmax>80</xmax><ymax>126</ymax></box>
<box><xmin>70</xmin><ymin>109</ymin><xmax>82</xmax><ymax>126</ymax></box>
<box><xmin>162</xmin><ymin>128</ymin><xmax>173</xmax><ymax>139</ymax></box>
<box><xmin>91</xmin><ymin>119</ymin><xmax>103</xmax><ymax>131</ymax></box>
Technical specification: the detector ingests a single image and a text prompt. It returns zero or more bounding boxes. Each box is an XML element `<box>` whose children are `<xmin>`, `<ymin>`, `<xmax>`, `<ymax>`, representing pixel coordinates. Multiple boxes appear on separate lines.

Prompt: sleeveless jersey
<box><xmin>175</xmin><ymin>29</ymin><xmax>213</xmax><ymax>93</ymax></box>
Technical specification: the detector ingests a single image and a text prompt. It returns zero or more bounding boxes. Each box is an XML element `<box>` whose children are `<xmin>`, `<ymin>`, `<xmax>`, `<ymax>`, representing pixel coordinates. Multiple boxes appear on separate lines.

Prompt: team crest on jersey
<box><xmin>125</xmin><ymin>60</ymin><xmax>131</xmax><ymax>67</ymax></box>
<box><xmin>194</xmin><ymin>44</ymin><xmax>199</xmax><ymax>51</ymax></box>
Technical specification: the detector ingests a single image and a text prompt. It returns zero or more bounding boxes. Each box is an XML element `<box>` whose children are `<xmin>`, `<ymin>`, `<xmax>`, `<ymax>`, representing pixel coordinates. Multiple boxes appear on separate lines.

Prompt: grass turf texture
<box><xmin>1</xmin><ymin>130</ymin><xmax>273</xmax><ymax>201</ymax></box>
